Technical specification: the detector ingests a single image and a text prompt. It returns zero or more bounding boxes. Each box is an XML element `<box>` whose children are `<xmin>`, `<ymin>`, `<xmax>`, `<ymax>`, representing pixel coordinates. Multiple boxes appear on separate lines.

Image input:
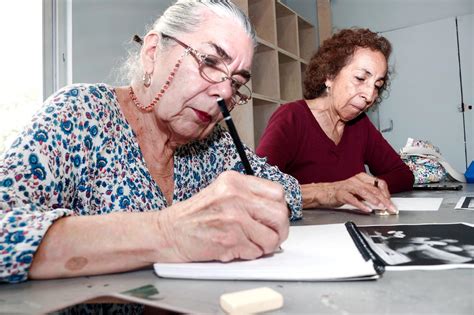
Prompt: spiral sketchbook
<box><xmin>154</xmin><ymin>223</ymin><xmax>384</xmax><ymax>281</ymax></box>
<box><xmin>153</xmin><ymin>222</ymin><xmax>474</xmax><ymax>281</ymax></box>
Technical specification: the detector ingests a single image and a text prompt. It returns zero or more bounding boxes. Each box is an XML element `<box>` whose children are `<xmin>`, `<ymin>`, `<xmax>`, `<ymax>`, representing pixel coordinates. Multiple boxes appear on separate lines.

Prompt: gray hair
<box><xmin>119</xmin><ymin>0</ymin><xmax>256</xmax><ymax>85</ymax></box>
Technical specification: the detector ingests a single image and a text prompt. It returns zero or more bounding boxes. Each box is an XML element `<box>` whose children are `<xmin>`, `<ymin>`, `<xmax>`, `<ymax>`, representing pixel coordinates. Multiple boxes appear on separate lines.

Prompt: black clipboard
<box><xmin>412</xmin><ymin>183</ymin><xmax>463</xmax><ymax>191</ymax></box>
<box><xmin>345</xmin><ymin>221</ymin><xmax>386</xmax><ymax>274</ymax></box>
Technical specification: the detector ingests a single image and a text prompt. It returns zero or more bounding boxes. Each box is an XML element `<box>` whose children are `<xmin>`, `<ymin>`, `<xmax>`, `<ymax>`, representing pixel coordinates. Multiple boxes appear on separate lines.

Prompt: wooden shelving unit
<box><xmin>231</xmin><ymin>0</ymin><xmax>319</xmax><ymax>149</ymax></box>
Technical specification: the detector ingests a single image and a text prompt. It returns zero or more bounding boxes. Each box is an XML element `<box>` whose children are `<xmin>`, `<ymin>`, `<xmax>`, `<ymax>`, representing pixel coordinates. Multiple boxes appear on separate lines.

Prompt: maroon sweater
<box><xmin>256</xmin><ymin>100</ymin><xmax>414</xmax><ymax>193</ymax></box>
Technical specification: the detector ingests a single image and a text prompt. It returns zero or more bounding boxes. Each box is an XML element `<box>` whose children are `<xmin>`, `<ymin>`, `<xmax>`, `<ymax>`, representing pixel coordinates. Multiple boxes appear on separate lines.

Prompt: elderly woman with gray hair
<box><xmin>0</xmin><ymin>0</ymin><xmax>302</xmax><ymax>289</ymax></box>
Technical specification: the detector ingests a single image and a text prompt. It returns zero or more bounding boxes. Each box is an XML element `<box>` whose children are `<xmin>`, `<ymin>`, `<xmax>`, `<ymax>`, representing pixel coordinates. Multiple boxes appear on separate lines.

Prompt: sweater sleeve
<box><xmin>210</xmin><ymin>126</ymin><xmax>302</xmax><ymax>221</ymax></box>
<box><xmin>255</xmin><ymin>104</ymin><xmax>298</xmax><ymax>174</ymax></box>
<box><xmin>248</xmin><ymin>146</ymin><xmax>303</xmax><ymax>221</ymax></box>
<box><xmin>0</xmin><ymin>86</ymin><xmax>92</xmax><ymax>283</ymax></box>
<box><xmin>364</xmin><ymin>118</ymin><xmax>414</xmax><ymax>193</ymax></box>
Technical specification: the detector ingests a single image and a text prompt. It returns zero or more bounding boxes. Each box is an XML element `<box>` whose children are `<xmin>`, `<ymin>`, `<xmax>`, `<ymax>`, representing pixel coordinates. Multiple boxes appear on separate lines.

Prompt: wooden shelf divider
<box><xmin>232</xmin><ymin>0</ymin><xmax>322</xmax><ymax>148</ymax></box>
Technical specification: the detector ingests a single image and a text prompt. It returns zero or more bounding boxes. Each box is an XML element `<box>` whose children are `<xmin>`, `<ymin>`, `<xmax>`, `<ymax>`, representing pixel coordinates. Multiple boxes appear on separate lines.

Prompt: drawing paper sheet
<box><xmin>154</xmin><ymin>224</ymin><xmax>378</xmax><ymax>281</ymax></box>
<box><xmin>339</xmin><ymin>197</ymin><xmax>443</xmax><ymax>211</ymax></box>
<box><xmin>455</xmin><ymin>196</ymin><xmax>474</xmax><ymax>210</ymax></box>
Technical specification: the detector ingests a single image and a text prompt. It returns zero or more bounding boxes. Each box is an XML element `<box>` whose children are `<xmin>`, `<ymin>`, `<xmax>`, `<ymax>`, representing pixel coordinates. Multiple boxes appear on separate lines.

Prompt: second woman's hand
<box><xmin>302</xmin><ymin>172</ymin><xmax>397</xmax><ymax>214</ymax></box>
<box><xmin>333</xmin><ymin>173</ymin><xmax>397</xmax><ymax>214</ymax></box>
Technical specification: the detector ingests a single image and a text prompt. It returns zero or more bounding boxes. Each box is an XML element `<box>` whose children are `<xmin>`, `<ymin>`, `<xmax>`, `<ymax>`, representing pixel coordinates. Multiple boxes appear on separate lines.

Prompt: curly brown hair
<box><xmin>303</xmin><ymin>28</ymin><xmax>392</xmax><ymax>104</ymax></box>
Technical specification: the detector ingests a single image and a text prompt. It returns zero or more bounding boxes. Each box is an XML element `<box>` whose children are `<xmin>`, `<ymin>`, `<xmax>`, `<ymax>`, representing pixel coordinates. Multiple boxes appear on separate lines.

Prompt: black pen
<box><xmin>372</xmin><ymin>177</ymin><xmax>397</xmax><ymax>215</ymax></box>
<box><xmin>217</xmin><ymin>98</ymin><xmax>254</xmax><ymax>175</ymax></box>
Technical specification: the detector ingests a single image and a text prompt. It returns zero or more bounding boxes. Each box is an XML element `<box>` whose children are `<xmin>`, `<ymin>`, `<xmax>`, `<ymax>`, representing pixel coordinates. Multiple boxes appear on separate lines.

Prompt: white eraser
<box><xmin>373</xmin><ymin>209</ymin><xmax>390</xmax><ymax>216</ymax></box>
<box><xmin>220</xmin><ymin>287</ymin><xmax>283</xmax><ymax>314</ymax></box>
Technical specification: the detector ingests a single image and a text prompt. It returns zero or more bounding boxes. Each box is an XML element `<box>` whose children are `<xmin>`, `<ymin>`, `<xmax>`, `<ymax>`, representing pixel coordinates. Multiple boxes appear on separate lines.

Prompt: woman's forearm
<box><xmin>301</xmin><ymin>182</ymin><xmax>338</xmax><ymax>209</ymax></box>
<box><xmin>28</xmin><ymin>211</ymin><xmax>168</xmax><ymax>280</ymax></box>
<box><xmin>28</xmin><ymin>171</ymin><xmax>293</xmax><ymax>280</ymax></box>
<box><xmin>301</xmin><ymin>173</ymin><xmax>396</xmax><ymax>214</ymax></box>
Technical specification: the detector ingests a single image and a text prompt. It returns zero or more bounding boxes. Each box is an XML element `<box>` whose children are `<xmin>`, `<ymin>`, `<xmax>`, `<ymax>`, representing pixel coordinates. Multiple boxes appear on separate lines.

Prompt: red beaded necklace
<box><xmin>129</xmin><ymin>49</ymin><xmax>188</xmax><ymax>112</ymax></box>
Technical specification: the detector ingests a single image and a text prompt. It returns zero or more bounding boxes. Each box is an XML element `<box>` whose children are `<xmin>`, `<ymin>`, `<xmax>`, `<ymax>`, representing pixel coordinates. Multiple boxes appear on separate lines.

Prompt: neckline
<box><xmin>109</xmin><ymin>85</ymin><xmax>176</xmax><ymax>207</ymax></box>
<box><xmin>302</xmin><ymin>99</ymin><xmax>345</xmax><ymax>149</ymax></box>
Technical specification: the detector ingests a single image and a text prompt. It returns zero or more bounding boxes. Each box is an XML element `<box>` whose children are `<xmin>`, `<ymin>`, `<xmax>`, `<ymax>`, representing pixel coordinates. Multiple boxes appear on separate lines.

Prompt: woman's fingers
<box><xmin>217</xmin><ymin>171</ymin><xmax>289</xmax><ymax>244</ymax></box>
<box><xmin>376</xmin><ymin>180</ymin><xmax>398</xmax><ymax>214</ymax></box>
<box><xmin>367</xmin><ymin>177</ymin><xmax>397</xmax><ymax>214</ymax></box>
<box><xmin>240</xmin><ymin>214</ymin><xmax>282</xmax><ymax>255</ymax></box>
<box><xmin>337</xmin><ymin>173</ymin><xmax>397</xmax><ymax>214</ymax></box>
<box><xmin>372</xmin><ymin>177</ymin><xmax>391</xmax><ymax>199</ymax></box>
<box><xmin>158</xmin><ymin>171</ymin><xmax>289</xmax><ymax>263</ymax></box>
<box><xmin>338</xmin><ymin>192</ymin><xmax>373</xmax><ymax>213</ymax></box>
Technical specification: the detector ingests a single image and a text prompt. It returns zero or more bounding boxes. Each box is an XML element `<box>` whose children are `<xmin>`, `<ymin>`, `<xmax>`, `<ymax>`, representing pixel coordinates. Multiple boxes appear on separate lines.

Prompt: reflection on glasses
<box><xmin>162</xmin><ymin>33</ymin><xmax>252</xmax><ymax>109</ymax></box>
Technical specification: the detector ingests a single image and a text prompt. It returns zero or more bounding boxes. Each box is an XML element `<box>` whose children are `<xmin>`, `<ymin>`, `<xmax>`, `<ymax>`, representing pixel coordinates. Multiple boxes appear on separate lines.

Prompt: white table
<box><xmin>1</xmin><ymin>185</ymin><xmax>473</xmax><ymax>314</ymax></box>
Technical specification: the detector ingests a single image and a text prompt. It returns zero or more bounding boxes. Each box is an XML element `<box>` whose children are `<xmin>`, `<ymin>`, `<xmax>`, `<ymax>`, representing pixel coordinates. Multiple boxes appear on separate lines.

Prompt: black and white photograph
<box><xmin>359</xmin><ymin>223</ymin><xmax>474</xmax><ymax>270</ymax></box>
<box><xmin>455</xmin><ymin>196</ymin><xmax>474</xmax><ymax>210</ymax></box>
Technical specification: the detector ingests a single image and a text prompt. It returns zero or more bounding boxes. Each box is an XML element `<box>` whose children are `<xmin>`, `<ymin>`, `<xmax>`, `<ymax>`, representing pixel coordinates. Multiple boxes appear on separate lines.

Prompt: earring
<box><xmin>130</xmin><ymin>50</ymin><xmax>187</xmax><ymax>112</ymax></box>
<box><xmin>143</xmin><ymin>72</ymin><xmax>151</xmax><ymax>88</ymax></box>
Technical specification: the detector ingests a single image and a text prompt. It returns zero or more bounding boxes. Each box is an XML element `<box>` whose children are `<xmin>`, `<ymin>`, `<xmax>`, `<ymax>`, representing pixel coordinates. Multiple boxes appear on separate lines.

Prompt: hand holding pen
<box><xmin>161</xmin><ymin>170</ymin><xmax>289</xmax><ymax>261</ymax></box>
<box><xmin>316</xmin><ymin>173</ymin><xmax>397</xmax><ymax>215</ymax></box>
<box><xmin>361</xmin><ymin>174</ymin><xmax>397</xmax><ymax>214</ymax></box>
<box><xmin>217</xmin><ymin>98</ymin><xmax>293</xmax><ymax>220</ymax></box>
<box><xmin>171</xmin><ymin>97</ymin><xmax>288</xmax><ymax>258</ymax></box>
<box><xmin>371</xmin><ymin>178</ymin><xmax>397</xmax><ymax>215</ymax></box>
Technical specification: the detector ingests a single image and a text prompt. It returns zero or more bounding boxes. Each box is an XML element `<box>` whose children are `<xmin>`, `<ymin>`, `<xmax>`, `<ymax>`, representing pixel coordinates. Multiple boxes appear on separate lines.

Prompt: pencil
<box><xmin>372</xmin><ymin>178</ymin><xmax>392</xmax><ymax>215</ymax></box>
<box><xmin>217</xmin><ymin>98</ymin><xmax>254</xmax><ymax>175</ymax></box>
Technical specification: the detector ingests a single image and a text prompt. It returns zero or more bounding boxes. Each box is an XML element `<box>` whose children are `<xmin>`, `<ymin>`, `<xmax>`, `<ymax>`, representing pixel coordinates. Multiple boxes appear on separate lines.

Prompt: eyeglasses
<box><xmin>161</xmin><ymin>33</ymin><xmax>252</xmax><ymax>109</ymax></box>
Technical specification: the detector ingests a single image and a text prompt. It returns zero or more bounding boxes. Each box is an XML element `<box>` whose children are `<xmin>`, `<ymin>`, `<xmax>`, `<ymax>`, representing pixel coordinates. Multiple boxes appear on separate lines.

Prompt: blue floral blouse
<box><xmin>0</xmin><ymin>83</ymin><xmax>302</xmax><ymax>283</ymax></box>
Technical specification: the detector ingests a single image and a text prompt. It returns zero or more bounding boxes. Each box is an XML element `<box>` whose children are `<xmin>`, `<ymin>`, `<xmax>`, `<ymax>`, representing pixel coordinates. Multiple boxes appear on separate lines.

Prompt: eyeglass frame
<box><xmin>161</xmin><ymin>33</ymin><xmax>252</xmax><ymax>108</ymax></box>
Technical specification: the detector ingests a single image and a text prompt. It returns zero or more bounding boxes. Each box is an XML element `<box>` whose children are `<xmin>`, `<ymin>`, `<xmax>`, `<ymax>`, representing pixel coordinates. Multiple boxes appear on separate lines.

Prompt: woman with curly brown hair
<box><xmin>257</xmin><ymin>28</ymin><xmax>414</xmax><ymax>214</ymax></box>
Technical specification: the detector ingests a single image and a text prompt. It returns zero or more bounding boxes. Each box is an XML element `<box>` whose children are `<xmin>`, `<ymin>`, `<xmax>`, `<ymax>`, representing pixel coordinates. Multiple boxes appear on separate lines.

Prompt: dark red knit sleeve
<box><xmin>364</xmin><ymin>117</ymin><xmax>414</xmax><ymax>193</ymax></box>
<box><xmin>256</xmin><ymin>103</ymin><xmax>299</xmax><ymax>173</ymax></box>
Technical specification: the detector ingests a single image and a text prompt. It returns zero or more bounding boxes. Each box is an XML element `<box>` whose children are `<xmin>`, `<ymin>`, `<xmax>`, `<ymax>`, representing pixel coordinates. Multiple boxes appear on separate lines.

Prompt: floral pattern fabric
<box><xmin>0</xmin><ymin>83</ymin><xmax>302</xmax><ymax>284</ymax></box>
<box><xmin>400</xmin><ymin>138</ymin><xmax>447</xmax><ymax>184</ymax></box>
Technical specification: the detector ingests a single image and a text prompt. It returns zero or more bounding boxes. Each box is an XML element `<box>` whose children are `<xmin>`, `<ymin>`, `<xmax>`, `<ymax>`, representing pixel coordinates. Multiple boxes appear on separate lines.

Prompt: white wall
<box><xmin>72</xmin><ymin>0</ymin><xmax>173</xmax><ymax>85</ymax></box>
<box><xmin>331</xmin><ymin>0</ymin><xmax>473</xmax><ymax>32</ymax></box>
<box><xmin>72</xmin><ymin>1</ymin><xmax>320</xmax><ymax>86</ymax></box>
<box><xmin>282</xmin><ymin>0</ymin><xmax>318</xmax><ymax>28</ymax></box>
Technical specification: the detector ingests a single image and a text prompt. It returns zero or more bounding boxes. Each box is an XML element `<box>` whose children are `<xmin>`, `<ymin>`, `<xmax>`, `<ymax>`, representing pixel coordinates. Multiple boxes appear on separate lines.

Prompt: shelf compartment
<box><xmin>298</xmin><ymin>16</ymin><xmax>317</xmax><ymax>61</ymax></box>
<box><xmin>276</xmin><ymin>2</ymin><xmax>299</xmax><ymax>56</ymax></box>
<box><xmin>249</xmin><ymin>0</ymin><xmax>277</xmax><ymax>45</ymax></box>
<box><xmin>252</xmin><ymin>42</ymin><xmax>280</xmax><ymax>99</ymax></box>
<box><xmin>300</xmin><ymin>63</ymin><xmax>308</xmax><ymax>98</ymax></box>
<box><xmin>317</xmin><ymin>0</ymin><xmax>332</xmax><ymax>43</ymax></box>
<box><xmin>253</xmin><ymin>98</ymin><xmax>279</xmax><ymax>147</ymax></box>
<box><xmin>278</xmin><ymin>52</ymin><xmax>302</xmax><ymax>102</ymax></box>
<box><xmin>230</xmin><ymin>101</ymin><xmax>255</xmax><ymax>149</ymax></box>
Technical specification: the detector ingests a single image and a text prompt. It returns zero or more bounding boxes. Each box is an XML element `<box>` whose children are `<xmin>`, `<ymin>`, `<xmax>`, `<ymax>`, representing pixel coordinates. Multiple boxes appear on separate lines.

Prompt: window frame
<box><xmin>43</xmin><ymin>0</ymin><xmax>72</xmax><ymax>100</ymax></box>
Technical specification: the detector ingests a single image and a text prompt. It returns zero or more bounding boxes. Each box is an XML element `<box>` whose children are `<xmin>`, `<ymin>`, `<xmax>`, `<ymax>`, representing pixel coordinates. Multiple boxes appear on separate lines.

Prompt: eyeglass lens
<box><xmin>199</xmin><ymin>56</ymin><xmax>251</xmax><ymax>105</ymax></box>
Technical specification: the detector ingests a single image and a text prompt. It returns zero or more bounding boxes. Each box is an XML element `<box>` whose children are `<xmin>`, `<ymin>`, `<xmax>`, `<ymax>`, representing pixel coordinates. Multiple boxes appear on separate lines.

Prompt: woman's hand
<box><xmin>302</xmin><ymin>172</ymin><xmax>397</xmax><ymax>214</ymax></box>
<box><xmin>154</xmin><ymin>171</ymin><xmax>289</xmax><ymax>263</ymax></box>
